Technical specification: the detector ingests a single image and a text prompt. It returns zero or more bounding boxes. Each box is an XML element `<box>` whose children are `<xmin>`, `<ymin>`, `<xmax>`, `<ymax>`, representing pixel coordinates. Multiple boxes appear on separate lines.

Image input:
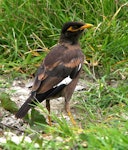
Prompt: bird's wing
<box><xmin>32</xmin><ymin>44</ymin><xmax>84</xmax><ymax>94</ymax></box>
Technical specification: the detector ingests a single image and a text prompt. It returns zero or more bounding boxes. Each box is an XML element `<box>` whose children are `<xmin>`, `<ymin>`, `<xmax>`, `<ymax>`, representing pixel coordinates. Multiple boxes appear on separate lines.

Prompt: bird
<box><xmin>15</xmin><ymin>21</ymin><xmax>93</xmax><ymax>125</ymax></box>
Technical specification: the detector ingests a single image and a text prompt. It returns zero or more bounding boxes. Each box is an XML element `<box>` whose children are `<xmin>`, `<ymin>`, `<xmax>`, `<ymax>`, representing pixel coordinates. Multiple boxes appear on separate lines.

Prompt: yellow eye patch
<box><xmin>67</xmin><ymin>26</ymin><xmax>79</xmax><ymax>32</ymax></box>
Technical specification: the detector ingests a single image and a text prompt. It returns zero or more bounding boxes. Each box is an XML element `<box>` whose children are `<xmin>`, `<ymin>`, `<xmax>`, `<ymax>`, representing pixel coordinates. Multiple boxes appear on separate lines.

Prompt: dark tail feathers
<box><xmin>15</xmin><ymin>93</ymin><xmax>36</xmax><ymax>118</ymax></box>
<box><xmin>15</xmin><ymin>84</ymin><xmax>66</xmax><ymax>118</ymax></box>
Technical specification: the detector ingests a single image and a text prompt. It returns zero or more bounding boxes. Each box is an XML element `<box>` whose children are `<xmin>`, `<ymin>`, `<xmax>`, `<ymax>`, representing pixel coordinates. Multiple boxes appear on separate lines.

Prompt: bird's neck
<box><xmin>58</xmin><ymin>40</ymin><xmax>80</xmax><ymax>49</ymax></box>
<box><xmin>59</xmin><ymin>38</ymin><xmax>79</xmax><ymax>45</ymax></box>
<box><xmin>59</xmin><ymin>34</ymin><xmax>79</xmax><ymax>45</ymax></box>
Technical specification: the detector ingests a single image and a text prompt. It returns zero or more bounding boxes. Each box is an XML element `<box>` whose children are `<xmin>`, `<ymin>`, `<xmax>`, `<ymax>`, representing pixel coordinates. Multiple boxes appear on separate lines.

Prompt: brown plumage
<box><xmin>15</xmin><ymin>22</ymin><xmax>93</xmax><ymax>125</ymax></box>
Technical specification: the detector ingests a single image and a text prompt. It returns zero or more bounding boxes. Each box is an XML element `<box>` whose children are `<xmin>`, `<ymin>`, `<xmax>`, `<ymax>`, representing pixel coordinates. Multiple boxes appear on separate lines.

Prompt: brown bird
<box><xmin>15</xmin><ymin>21</ymin><xmax>93</xmax><ymax>125</ymax></box>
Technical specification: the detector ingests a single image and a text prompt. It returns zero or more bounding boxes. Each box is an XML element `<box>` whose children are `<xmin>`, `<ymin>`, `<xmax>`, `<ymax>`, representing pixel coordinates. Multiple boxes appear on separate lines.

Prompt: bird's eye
<box><xmin>72</xmin><ymin>26</ymin><xmax>78</xmax><ymax>29</ymax></box>
<box><xmin>67</xmin><ymin>26</ymin><xmax>80</xmax><ymax>32</ymax></box>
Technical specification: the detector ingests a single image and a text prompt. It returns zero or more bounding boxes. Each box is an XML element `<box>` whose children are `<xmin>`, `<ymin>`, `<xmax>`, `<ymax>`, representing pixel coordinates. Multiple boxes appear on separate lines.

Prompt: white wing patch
<box><xmin>54</xmin><ymin>63</ymin><xmax>82</xmax><ymax>88</ymax></box>
<box><xmin>54</xmin><ymin>76</ymin><xmax>72</xmax><ymax>88</ymax></box>
<box><xmin>78</xmin><ymin>63</ymin><xmax>82</xmax><ymax>71</ymax></box>
<box><xmin>56</xmin><ymin>76</ymin><xmax>72</xmax><ymax>86</ymax></box>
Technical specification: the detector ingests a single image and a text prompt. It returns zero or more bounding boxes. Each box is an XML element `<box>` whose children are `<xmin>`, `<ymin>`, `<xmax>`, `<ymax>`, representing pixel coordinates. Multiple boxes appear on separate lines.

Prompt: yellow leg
<box><xmin>46</xmin><ymin>100</ymin><xmax>52</xmax><ymax>126</ymax></box>
<box><xmin>48</xmin><ymin>115</ymin><xmax>52</xmax><ymax>126</ymax></box>
<box><xmin>67</xmin><ymin>110</ymin><xmax>76</xmax><ymax>126</ymax></box>
<box><xmin>65</xmin><ymin>101</ymin><xmax>76</xmax><ymax>126</ymax></box>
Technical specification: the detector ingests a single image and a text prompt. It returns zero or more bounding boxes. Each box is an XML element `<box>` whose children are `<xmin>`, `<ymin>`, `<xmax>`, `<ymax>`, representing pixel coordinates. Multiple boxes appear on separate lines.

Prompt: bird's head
<box><xmin>60</xmin><ymin>21</ymin><xmax>93</xmax><ymax>44</ymax></box>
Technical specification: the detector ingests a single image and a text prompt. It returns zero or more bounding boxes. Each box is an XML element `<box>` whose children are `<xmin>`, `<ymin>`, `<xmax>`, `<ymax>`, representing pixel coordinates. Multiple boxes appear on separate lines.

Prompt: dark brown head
<box><xmin>59</xmin><ymin>21</ymin><xmax>93</xmax><ymax>44</ymax></box>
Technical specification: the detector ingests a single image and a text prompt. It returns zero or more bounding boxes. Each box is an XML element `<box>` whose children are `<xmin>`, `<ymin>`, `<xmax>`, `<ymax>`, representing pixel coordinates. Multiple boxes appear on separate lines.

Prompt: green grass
<box><xmin>0</xmin><ymin>0</ymin><xmax>128</xmax><ymax>149</ymax></box>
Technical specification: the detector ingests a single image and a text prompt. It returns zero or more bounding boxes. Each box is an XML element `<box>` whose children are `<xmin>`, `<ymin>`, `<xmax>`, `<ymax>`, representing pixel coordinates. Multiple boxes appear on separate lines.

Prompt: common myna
<box><xmin>15</xmin><ymin>22</ymin><xmax>93</xmax><ymax>125</ymax></box>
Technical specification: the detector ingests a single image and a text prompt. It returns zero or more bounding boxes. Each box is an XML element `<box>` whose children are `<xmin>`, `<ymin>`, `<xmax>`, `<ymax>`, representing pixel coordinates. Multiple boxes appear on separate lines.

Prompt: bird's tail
<box><xmin>15</xmin><ymin>85</ymin><xmax>66</xmax><ymax>118</ymax></box>
<box><xmin>15</xmin><ymin>93</ymin><xmax>36</xmax><ymax>118</ymax></box>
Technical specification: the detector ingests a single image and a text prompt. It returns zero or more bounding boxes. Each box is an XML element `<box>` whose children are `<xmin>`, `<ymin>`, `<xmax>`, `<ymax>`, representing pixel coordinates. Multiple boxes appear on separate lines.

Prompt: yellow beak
<box><xmin>80</xmin><ymin>23</ymin><xmax>93</xmax><ymax>30</ymax></box>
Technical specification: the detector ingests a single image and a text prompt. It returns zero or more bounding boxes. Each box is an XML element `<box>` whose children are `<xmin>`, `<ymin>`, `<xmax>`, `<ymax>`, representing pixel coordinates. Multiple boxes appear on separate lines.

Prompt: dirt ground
<box><xmin>0</xmin><ymin>75</ymin><xmax>89</xmax><ymax>132</ymax></box>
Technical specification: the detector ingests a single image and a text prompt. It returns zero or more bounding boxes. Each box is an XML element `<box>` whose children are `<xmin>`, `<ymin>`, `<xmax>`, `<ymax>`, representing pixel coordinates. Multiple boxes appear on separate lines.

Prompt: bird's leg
<box><xmin>65</xmin><ymin>100</ymin><xmax>76</xmax><ymax>126</ymax></box>
<box><xmin>46</xmin><ymin>99</ymin><xmax>52</xmax><ymax>126</ymax></box>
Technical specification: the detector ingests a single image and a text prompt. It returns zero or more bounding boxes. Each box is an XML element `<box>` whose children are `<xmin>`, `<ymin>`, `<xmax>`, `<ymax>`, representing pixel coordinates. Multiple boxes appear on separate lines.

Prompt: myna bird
<box><xmin>15</xmin><ymin>21</ymin><xmax>93</xmax><ymax>125</ymax></box>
